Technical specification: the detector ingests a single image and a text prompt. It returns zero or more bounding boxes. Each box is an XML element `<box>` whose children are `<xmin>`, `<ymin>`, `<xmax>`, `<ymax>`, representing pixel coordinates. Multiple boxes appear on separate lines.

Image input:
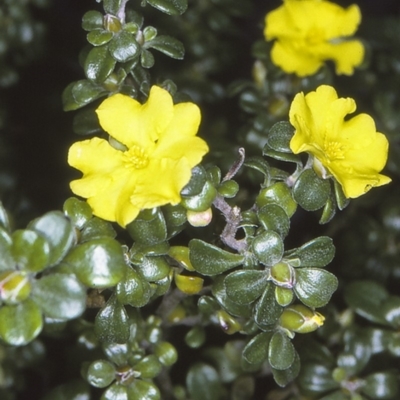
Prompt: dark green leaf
<box><xmin>362</xmin><ymin>372</ymin><xmax>399</xmax><ymax>399</ymax></box>
<box><xmin>271</xmin><ymin>351</ymin><xmax>301</xmax><ymax>387</ymax></box>
<box><xmin>242</xmin><ymin>332</ymin><xmax>272</xmax><ymax>365</ymax></box>
<box><xmin>86</xmin><ymin>360</ymin><xmax>116</xmax><ymax>388</ymax></box>
<box><xmin>128</xmin><ymin>380</ymin><xmax>161</xmax><ymax>399</ymax></box>
<box><xmin>41</xmin><ymin>379</ymin><xmax>91</xmax><ymax>400</ymax></box>
<box><xmin>84</xmin><ymin>45</ymin><xmax>116</xmax><ymax>83</ymax></box>
<box><xmin>141</xmin><ymin>48</ymin><xmax>155</xmax><ymax>68</ymax></box>
<box><xmin>285</xmin><ymin>236</ymin><xmax>335</xmax><ymax>268</ymax></box>
<box><xmin>293</xmin><ymin>169</ymin><xmax>331</xmax><ymax>211</ymax></box>
<box><xmin>257</xmin><ymin>204</ymin><xmax>290</xmax><ymax>238</ymax></box>
<box><xmin>265</xmin><ymin>121</ymin><xmax>294</xmax><ymax>153</ymax></box>
<box><xmin>145</xmin><ymin>35</ymin><xmax>184</xmax><ymax>59</ymax></box>
<box><xmin>103</xmin><ymin>0</ymin><xmax>123</xmax><ymax>14</ymax></box>
<box><xmin>109</xmin><ymin>31</ymin><xmax>140</xmax><ymax>62</ymax></box>
<box><xmin>268</xmin><ymin>331</ymin><xmax>295</xmax><ymax>370</ymax></box>
<box><xmin>294</xmin><ymin>268</ymin><xmax>338</xmax><ymax>308</ymax></box>
<box><xmin>186</xmin><ymin>363</ymin><xmax>223</xmax><ymax>400</ymax></box>
<box><xmin>82</xmin><ymin>10</ymin><xmax>103</xmax><ymax>31</ymax></box>
<box><xmin>138</xmin><ymin>256</ymin><xmax>171</xmax><ymax>282</ymax></box>
<box><xmin>146</xmin><ymin>0</ymin><xmax>188</xmax><ymax>15</ymax></box>
<box><xmin>87</xmin><ymin>29</ymin><xmax>114</xmax><ymax>46</ymax></box>
<box><xmin>254</xmin><ymin>282</ymin><xmax>283</xmax><ymax>328</ymax></box>
<box><xmin>95</xmin><ymin>295</ymin><xmax>130</xmax><ymax>343</ymax></box>
<box><xmin>64</xmin><ymin>237</ymin><xmax>126</xmax><ymax>288</ymax></box>
<box><xmin>31</xmin><ymin>274</ymin><xmax>86</xmax><ymax>320</ymax></box>
<box><xmin>0</xmin><ymin>228</ymin><xmax>14</xmax><ymax>271</ymax></box>
<box><xmin>29</xmin><ymin>211</ymin><xmax>76</xmax><ymax>266</ymax></box>
<box><xmin>251</xmin><ymin>230</ymin><xmax>284</xmax><ymax>266</ymax></box>
<box><xmin>63</xmin><ymin>197</ymin><xmax>93</xmax><ymax>229</ymax></box>
<box><xmin>181</xmin><ymin>165</ymin><xmax>208</xmax><ymax>197</ymax></box>
<box><xmin>224</xmin><ymin>270</ymin><xmax>268</xmax><ymax>305</ymax></box>
<box><xmin>116</xmin><ymin>267</ymin><xmax>152</xmax><ymax>307</ymax></box>
<box><xmin>189</xmin><ymin>239</ymin><xmax>244</xmax><ymax>276</ymax></box>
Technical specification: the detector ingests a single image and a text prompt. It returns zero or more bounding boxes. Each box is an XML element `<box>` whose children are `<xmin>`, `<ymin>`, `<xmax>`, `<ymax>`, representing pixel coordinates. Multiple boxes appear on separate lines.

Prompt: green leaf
<box><xmin>189</xmin><ymin>239</ymin><xmax>244</xmax><ymax>276</ymax></box>
<box><xmin>362</xmin><ymin>372</ymin><xmax>399</xmax><ymax>399</ymax></box>
<box><xmin>141</xmin><ymin>48</ymin><xmax>155</xmax><ymax>68</ymax></box>
<box><xmin>180</xmin><ymin>180</ymin><xmax>217</xmax><ymax>212</ymax></box>
<box><xmin>87</xmin><ymin>29</ymin><xmax>114</xmax><ymax>46</ymax></box>
<box><xmin>298</xmin><ymin>363</ymin><xmax>339</xmax><ymax>395</ymax></box>
<box><xmin>212</xmin><ymin>276</ymin><xmax>253</xmax><ymax>318</ymax></box>
<box><xmin>268</xmin><ymin>331</ymin><xmax>295</xmax><ymax>370</ymax></box>
<box><xmin>263</xmin><ymin>148</ymin><xmax>301</xmax><ymax>164</ymax></box>
<box><xmin>285</xmin><ymin>236</ymin><xmax>335</xmax><ymax>268</ymax></box>
<box><xmin>63</xmin><ymin>197</ymin><xmax>93</xmax><ymax>229</ymax></box>
<box><xmin>146</xmin><ymin>0</ymin><xmax>188</xmax><ymax>15</ymax></box>
<box><xmin>243</xmin><ymin>156</ymin><xmax>270</xmax><ymax>182</ymax></box>
<box><xmin>265</xmin><ymin>121</ymin><xmax>294</xmax><ymax>153</ymax></box>
<box><xmin>145</xmin><ymin>35</ymin><xmax>184</xmax><ymax>59</ymax></box>
<box><xmin>134</xmin><ymin>355</ymin><xmax>162</xmax><ymax>379</ymax></box>
<box><xmin>242</xmin><ymin>332</ymin><xmax>272</xmax><ymax>365</ymax></box>
<box><xmin>29</xmin><ymin>211</ymin><xmax>76</xmax><ymax>266</ymax></box>
<box><xmin>344</xmin><ymin>281</ymin><xmax>390</xmax><ymax>325</ymax></box>
<box><xmin>293</xmin><ymin>169</ymin><xmax>331</xmax><ymax>211</ymax></box>
<box><xmin>84</xmin><ymin>45</ymin><xmax>116</xmax><ymax>83</ymax></box>
<box><xmin>256</xmin><ymin>182</ymin><xmax>297</xmax><ymax>217</ymax></box>
<box><xmin>181</xmin><ymin>166</ymin><xmax>208</xmax><ymax>197</ymax></box>
<box><xmin>127</xmin><ymin>208</ymin><xmax>167</xmax><ymax>245</ymax></box>
<box><xmin>294</xmin><ymin>268</ymin><xmax>338</xmax><ymax>308</ymax></box>
<box><xmin>0</xmin><ymin>228</ymin><xmax>14</xmax><ymax>271</ymax></box>
<box><xmin>116</xmin><ymin>267</ymin><xmax>152</xmax><ymax>307</ymax></box>
<box><xmin>128</xmin><ymin>380</ymin><xmax>160</xmax><ymax>400</ymax></box>
<box><xmin>271</xmin><ymin>351</ymin><xmax>301</xmax><ymax>387</ymax></box>
<box><xmin>72</xmin><ymin>107</ymin><xmax>103</xmax><ymax>136</ymax></box>
<box><xmin>224</xmin><ymin>270</ymin><xmax>268</xmax><ymax>305</ymax></box>
<box><xmin>86</xmin><ymin>360</ymin><xmax>116</xmax><ymax>388</ymax></box>
<box><xmin>82</xmin><ymin>10</ymin><xmax>103</xmax><ymax>31</ymax></box>
<box><xmin>0</xmin><ymin>299</ymin><xmax>43</xmax><ymax>346</ymax></box>
<box><xmin>0</xmin><ymin>202</ymin><xmax>11</xmax><ymax>231</ymax></box>
<box><xmin>333</xmin><ymin>179</ymin><xmax>349</xmax><ymax>211</ymax></box>
<box><xmin>64</xmin><ymin>237</ymin><xmax>126</xmax><ymax>288</ymax></box>
<box><xmin>80</xmin><ymin>217</ymin><xmax>116</xmax><ymax>242</ymax></box>
<box><xmin>319</xmin><ymin>194</ymin><xmax>336</xmax><ymax>224</ymax></box>
<box><xmin>186</xmin><ymin>363</ymin><xmax>223</xmax><ymax>400</ymax></box>
<box><xmin>138</xmin><ymin>256</ymin><xmax>171</xmax><ymax>282</ymax></box>
<box><xmin>11</xmin><ymin>229</ymin><xmax>51</xmax><ymax>272</ymax></box>
<box><xmin>257</xmin><ymin>204</ymin><xmax>290</xmax><ymax>238</ymax></box>
<box><xmin>109</xmin><ymin>31</ymin><xmax>140</xmax><ymax>62</ymax></box>
<box><xmin>254</xmin><ymin>282</ymin><xmax>283</xmax><ymax>328</ymax></box>
<box><xmin>103</xmin><ymin>0</ymin><xmax>123</xmax><ymax>15</ymax></box>
<box><xmin>251</xmin><ymin>230</ymin><xmax>284</xmax><ymax>266</ymax></box>
<box><xmin>95</xmin><ymin>295</ymin><xmax>130</xmax><ymax>343</ymax></box>
<box><xmin>31</xmin><ymin>274</ymin><xmax>86</xmax><ymax>320</ymax></box>
<box><xmin>63</xmin><ymin>80</ymin><xmax>107</xmax><ymax>111</ymax></box>
<box><xmin>101</xmin><ymin>383</ymin><xmax>128</xmax><ymax>400</ymax></box>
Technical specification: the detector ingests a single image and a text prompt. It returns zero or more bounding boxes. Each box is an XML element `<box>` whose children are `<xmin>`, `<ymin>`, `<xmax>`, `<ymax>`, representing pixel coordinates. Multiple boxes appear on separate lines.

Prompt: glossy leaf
<box><xmin>146</xmin><ymin>0</ymin><xmax>188</xmax><ymax>15</ymax></box>
<box><xmin>116</xmin><ymin>267</ymin><xmax>152</xmax><ymax>307</ymax></box>
<box><xmin>84</xmin><ymin>45</ymin><xmax>116</xmax><ymax>83</ymax></box>
<box><xmin>189</xmin><ymin>239</ymin><xmax>245</xmax><ymax>275</ymax></box>
<box><xmin>256</xmin><ymin>182</ymin><xmax>297</xmax><ymax>217</ymax></box>
<box><xmin>87</xmin><ymin>29</ymin><xmax>114</xmax><ymax>46</ymax></box>
<box><xmin>86</xmin><ymin>360</ymin><xmax>116</xmax><ymax>388</ymax></box>
<box><xmin>0</xmin><ymin>228</ymin><xmax>13</xmax><ymax>271</ymax></box>
<box><xmin>294</xmin><ymin>268</ymin><xmax>338</xmax><ymax>308</ymax></box>
<box><xmin>128</xmin><ymin>380</ymin><xmax>160</xmax><ymax>400</ymax></box>
<box><xmin>252</xmin><ymin>230</ymin><xmax>284</xmax><ymax>266</ymax></box>
<box><xmin>268</xmin><ymin>331</ymin><xmax>295</xmax><ymax>370</ymax></box>
<box><xmin>257</xmin><ymin>204</ymin><xmax>290</xmax><ymax>238</ymax></box>
<box><xmin>31</xmin><ymin>273</ymin><xmax>86</xmax><ymax>320</ymax></box>
<box><xmin>0</xmin><ymin>299</ymin><xmax>43</xmax><ymax>346</ymax></box>
<box><xmin>181</xmin><ymin>165</ymin><xmax>208</xmax><ymax>197</ymax></box>
<box><xmin>285</xmin><ymin>236</ymin><xmax>335</xmax><ymax>268</ymax></box>
<box><xmin>63</xmin><ymin>197</ymin><xmax>93</xmax><ymax>229</ymax></box>
<box><xmin>224</xmin><ymin>270</ymin><xmax>268</xmax><ymax>305</ymax></box>
<box><xmin>145</xmin><ymin>35</ymin><xmax>184</xmax><ymax>59</ymax></box>
<box><xmin>271</xmin><ymin>351</ymin><xmax>301</xmax><ymax>388</ymax></box>
<box><xmin>362</xmin><ymin>372</ymin><xmax>399</xmax><ymax>399</ymax></box>
<box><xmin>109</xmin><ymin>31</ymin><xmax>140</xmax><ymax>62</ymax></box>
<box><xmin>29</xmin><ymin>211</ymin><xmax>76</xmax><ymax>266</ymax></box>
<box><xmin>103</xmin><ymin>0</ymin><xmax>123</xmax><ymax>15</ymax></box>
<box><xmin>95</xmin><ymin>295</ymin><xmax>130</xmax><ymax>343</ymax></box>
<box><xmin>293</xmin><ymin>169</ymin><xmax>331</xmax><ymax>211</ymax></box>
<box><xmin>82</xmin><ymin>10</ymin><xmax>103</xmax><ymax>31</ymax></box>
<box><xmin>242</xmin><ymin>332</ymin><xmax>272</xmax><ymax>365</ymax></box>
<box><xmin>64</xmin><ymin>237</ymin><xmax>126</xmax><ymax>288</ymax></box>
<box><xmin>11</xmin><ymin>229</ymin><xmax>51</xmax><ymax>272</ymax></box>
<box><xmin>254</xmin><ymin>282</ymin><xmax>283</xmax><ymax>329</ymax></box>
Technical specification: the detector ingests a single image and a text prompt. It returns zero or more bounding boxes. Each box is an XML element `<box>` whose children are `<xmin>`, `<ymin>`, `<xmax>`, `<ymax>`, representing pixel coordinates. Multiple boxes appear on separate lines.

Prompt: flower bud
<box><xmin>186</xmin><ymin>208</ymin><xmax>212</xmax><ymax>227</ymax></box>
<box><xmin>270</xmin><ymin>261</ymin><xmax>295</xmax><ymax>288</ymax></box>
<box><xmin>104</xmin><ymin>14</ymin><xmax>122</xmax><ymax>33</ymax></box>
<box><xmin>279</xmin><ymin>304</ymin><xmax>325</xmax><ymax>334</ymax></box>
<box><xmin>0</xmin><ymin>270</ymin><xmax>31</xmax><ymax>305</ymax></box>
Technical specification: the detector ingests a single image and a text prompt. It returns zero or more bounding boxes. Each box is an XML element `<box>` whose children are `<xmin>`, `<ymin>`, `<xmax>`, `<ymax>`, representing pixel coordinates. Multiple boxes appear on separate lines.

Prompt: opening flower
<box><xmin>264</xmin><ymin>0</ymin><xmax>364</xmax><ymax>77</ymax></box>
<box><xmin>68</xmin><ymin>86</ymin><xmax>209</xmax><ymax>227</ymax></box>
<box><xmin>289</xmin><ymin>85</ymin><xmax>391</xmax><ymax>198</ymax></box>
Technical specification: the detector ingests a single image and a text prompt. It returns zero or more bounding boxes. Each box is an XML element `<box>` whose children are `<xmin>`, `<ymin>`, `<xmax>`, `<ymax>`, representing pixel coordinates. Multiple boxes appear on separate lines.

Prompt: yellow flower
<box><xmin>289</xmin><ymin>85</ymin><xmax>391</xmax><ymax>198</ymax></box>
<box><xmin>68</xmin><ymin>86</ymin><xmax>209</xmax><ymax>227</ymax></box>
<box><xmin>264</xmin><ymin>0</ymin><xmax>364</xmax><ymax>77</ymax></box>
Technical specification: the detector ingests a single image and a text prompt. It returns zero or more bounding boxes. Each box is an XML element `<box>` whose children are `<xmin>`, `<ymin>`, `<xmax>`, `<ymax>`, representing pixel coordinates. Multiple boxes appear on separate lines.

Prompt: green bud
<box><xmin>134</xmin><ymin>355</ymin><xmax>162</xmax><ymax>379</ymax></box>
<box><xmin>0</xmin><ymin>271</ymin><xmax>31</xmax><ymax>305</ymax></box>
<box><xmin>86</xmin><ymin>359</ymin><xmax>116</xmax><ymax>388</ymax></box>
<box><xmin>279</xmin><ymin>304</ymin><xmax>325</xmax><ymax>334</ymax></box>
<box><xmin>174</xmin><ymin>272</ymin><xmax>204</xmax><ymax>295</ymax></box>
<box><xmin>270</xmin><ymin>262</ymin><xmax>295</xmax><ymax>288</ymax></box>
<box><xmin>143</xmin><ymin>26</ymin><xmax>157</xmax><ymax>41</ymax></box>
<box><xmin>185</xmin><ymin>325</ymin><xmax>206</xmax><ymax>348</ymax></box>
<box><xmin>217</xmin><ymin>310</ymin><xmax>241</xmax><ymax>335</ymax></box>
<box><xmin>104</xmin><ymin>14</ymin><xmax>122</xmax><ymax>33</ymax></box>
<box><xmin>154</xmin><ymin>341</ymin><xmax>178</xmax><ymax>367</ymax></box>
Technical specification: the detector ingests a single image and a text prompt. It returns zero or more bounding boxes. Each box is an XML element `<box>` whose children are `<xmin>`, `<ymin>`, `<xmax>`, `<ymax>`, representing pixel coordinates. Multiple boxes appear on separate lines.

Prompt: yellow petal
<box><xmin>153</xmin><ymin>102</ymin><xmax>208</xmax><ymax>165</ymax></box>
<box><xmin>95</xmin><ymin>86</ymin><xmax>174</xmax><ymax>150</ymax></box>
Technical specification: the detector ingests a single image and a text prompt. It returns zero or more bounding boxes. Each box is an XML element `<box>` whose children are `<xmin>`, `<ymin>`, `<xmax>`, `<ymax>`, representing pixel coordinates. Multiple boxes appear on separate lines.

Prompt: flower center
<box><xmin>324</xmin><ymin>140</ymin><xmax>345</xmax><ymax>162</ymax></box>
<box><xmin>123</xmin><ymin>145</ymin><xmax>149</xmax><ymax>169</ymax></box>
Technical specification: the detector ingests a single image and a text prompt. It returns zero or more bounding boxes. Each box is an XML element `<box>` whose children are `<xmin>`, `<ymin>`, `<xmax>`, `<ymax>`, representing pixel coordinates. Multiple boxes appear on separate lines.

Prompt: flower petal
<box><xmin>95</xmin><ymin>86</ymin><xmax>174</xmax><ymax>149</ymax></box>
